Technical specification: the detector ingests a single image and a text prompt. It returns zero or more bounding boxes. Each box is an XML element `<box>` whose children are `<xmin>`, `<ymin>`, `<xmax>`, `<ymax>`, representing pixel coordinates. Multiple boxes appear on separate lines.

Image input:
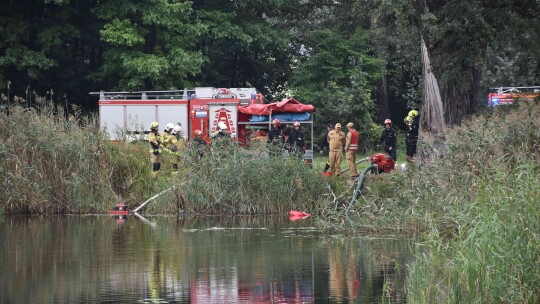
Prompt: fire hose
<box><xmin>346</xmin><ymin>163</ymin><xmax>378</xmax><ymax>214</ymax></box>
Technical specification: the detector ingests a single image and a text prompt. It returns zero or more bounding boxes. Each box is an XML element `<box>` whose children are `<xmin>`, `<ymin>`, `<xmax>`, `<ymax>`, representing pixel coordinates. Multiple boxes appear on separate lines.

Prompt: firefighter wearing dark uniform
<box><xmin>148</xmin><ymin>121</ymin><xmax>162</xmax><ymax>173</ymax></box>
<box><xmin>327</xmin><ymin>123</ymin><xmax>345</xmax><ymax>176</ymax></box>
<box><xmin>405</xmin><ymin>110</ymin><xmax>420</xmax><ymax>162</ymax></box>
<box><xmin>268</xmin><ymin>118</ymin><xmax>284</xmax><ymax>156</ymax></box>
<box><xmin>286</xmin><ymin>121</ymin><xmax>305</xmax><ymax>156</ymax></box>
<box><xmin>190</xmin><ymin>129</ymin><xmax>207</xmax><ymax>160</ymax></box>
<box><xmin>378</xmin><ymin>119</ymin><xmax>397</xmax><ymax>161</ymax></box>
<box><xmin>345</xmin><ymin>122</ymin><xmax>359</xmax><ymax>177</ymax></box>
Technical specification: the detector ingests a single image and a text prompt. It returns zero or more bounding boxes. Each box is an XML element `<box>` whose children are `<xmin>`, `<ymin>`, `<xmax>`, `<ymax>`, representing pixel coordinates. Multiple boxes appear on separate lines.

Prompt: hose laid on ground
<box><xmin>339</xmin><ymin>157</ymin><xmax>370</xmax><ymax>174</ymax></box>
<box><xmin>347</xmin><ymin>164</ymin><xmax>378</xmax><ymax>213</ymax></box>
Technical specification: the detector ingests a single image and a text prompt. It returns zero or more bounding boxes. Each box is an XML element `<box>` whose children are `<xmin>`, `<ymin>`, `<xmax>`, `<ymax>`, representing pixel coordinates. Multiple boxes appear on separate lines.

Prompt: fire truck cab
<box><xmin>488</xmin><ymin>86</ymin><xmax>540</xmax><ymax>106</ymax></box>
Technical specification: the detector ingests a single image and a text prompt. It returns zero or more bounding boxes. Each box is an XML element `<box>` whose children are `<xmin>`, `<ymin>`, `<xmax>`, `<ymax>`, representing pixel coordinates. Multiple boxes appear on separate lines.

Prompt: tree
<box><xmin>93</xmin><ymin>0</ymin><xmax>205</xmax><ymax>90</ymax></box>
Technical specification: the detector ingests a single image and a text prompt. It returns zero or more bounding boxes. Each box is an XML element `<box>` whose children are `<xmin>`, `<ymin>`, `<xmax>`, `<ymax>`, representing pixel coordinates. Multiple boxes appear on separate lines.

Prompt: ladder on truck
<box><xmin>90</xmin><ymin>89</ymin><xmax>195</xmax><ymax>100</ymax></box>
<box><xmin>490</xmin><ymin>86</ymin><xmax>540</xmax><ymax>94</ymax></box>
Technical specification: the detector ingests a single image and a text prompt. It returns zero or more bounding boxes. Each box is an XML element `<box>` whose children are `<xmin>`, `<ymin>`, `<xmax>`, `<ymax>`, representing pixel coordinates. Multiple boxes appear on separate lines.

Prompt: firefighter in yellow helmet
<box><xmin>327</xmin><ymin>123</ymin><xmax>346</xmax><ymax>176</ymax></box>
<box><xmin>404</xmin><ymin>110</ymin><xmax>420</xmax><ymax>162</ymax></box>
<box><xmin>148</xmin><ymin>121</ymin><xmax>162</xmax><ymax>173</ymax></box>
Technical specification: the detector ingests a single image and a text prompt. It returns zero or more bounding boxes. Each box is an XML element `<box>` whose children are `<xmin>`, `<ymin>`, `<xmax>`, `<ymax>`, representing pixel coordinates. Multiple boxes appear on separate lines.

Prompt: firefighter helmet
<box><xmin>293</xmin><ymin>121</ymin><xmax>300</xmax><ymax>127</ymax></box>
<box><xmin>150</xmin><ymin>121</ymin><xmax>159</xmax><ymax>129</ymax></box>
<box><xmin>218</xmin><ymin>121</ymin><xmax>227</xmax><ymax>130</ymax></box>
<box><xmin>172</xmin><ymin>126</ymin><xmax>182</xmax><ymax>135</ymax></box>
<box><xmin>272</xmin><ymin>118</ymin><xmax>281</xmax><ymax>126</ymax></box>
<box><xmin>194</xmin><ymin>129</ymin><xmax>202</xmax><ymax>136</ymax></box>
<box><xmin>384</xmin><ymin>119</ymin><xmax>392</xmax><ymax>125</ymax></box>
<box><xmin>408</xmin><ymin>110</ymin><xmax>419</xmax><ymax>118</ymax></box>
<box><xmin>165</xmin><ymin>123</ymin><xmax>174</xmax><ymax>132</ymax></box>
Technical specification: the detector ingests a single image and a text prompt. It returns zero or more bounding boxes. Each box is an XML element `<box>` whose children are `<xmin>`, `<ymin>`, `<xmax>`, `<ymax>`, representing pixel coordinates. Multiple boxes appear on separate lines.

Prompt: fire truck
<box><xmin>91</xmin><ymin>87</ymin><xmax>316</xmax><ymax>162</ymax></box>
<box><xmin>488</xmin><ymin>86</ymin><xmax>540</xmax><ymax>106</ymax></box>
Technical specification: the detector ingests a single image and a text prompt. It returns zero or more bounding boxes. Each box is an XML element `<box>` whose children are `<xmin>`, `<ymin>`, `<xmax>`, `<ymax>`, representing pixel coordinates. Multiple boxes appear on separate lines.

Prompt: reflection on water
<box><xmin>0</xmin><ymin>215</ymin><xmax>412</xmax><ymax>303</ymax></box>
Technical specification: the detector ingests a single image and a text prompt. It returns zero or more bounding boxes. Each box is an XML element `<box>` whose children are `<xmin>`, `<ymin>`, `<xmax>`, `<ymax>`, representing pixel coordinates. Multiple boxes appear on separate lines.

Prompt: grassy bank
<box><xmin>319</xmin><ymin>102</ymin><xmax>539</xmax><ymax>303</ymax></box>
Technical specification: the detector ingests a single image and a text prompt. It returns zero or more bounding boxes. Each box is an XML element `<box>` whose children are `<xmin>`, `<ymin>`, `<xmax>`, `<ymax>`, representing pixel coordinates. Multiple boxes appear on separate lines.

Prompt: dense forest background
<box><xmin>1</xmin><ymin>0</ymin><xmax>538</xmax><ymax>135</ymax></box>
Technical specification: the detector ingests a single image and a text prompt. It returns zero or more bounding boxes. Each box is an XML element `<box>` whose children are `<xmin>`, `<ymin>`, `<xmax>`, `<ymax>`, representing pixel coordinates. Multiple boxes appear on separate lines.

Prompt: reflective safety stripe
<box><xmin>348</xmin><ymin>130</ymin><xmax>359</xmax><ymax>150</ymax></box>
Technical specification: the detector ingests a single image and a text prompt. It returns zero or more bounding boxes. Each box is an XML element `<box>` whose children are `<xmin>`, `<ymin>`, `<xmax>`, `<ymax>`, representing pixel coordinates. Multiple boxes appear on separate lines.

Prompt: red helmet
<box><xmin>272</xmin><ymin>118</ymin><xmax>281</xmax><ymax>126</ymax></box>
<box><xmin>293</xmin><ymin>121</ymin><xmax>300</xmax><ymax>127</ymax></box>
<box><xmin>384</xmin><ymin>119</ymin><xmax>392</xmax><ymax>125</ymax></box>
<box><xmin>194</xmin><ymin>129</ymin><xmax>202</xmax><ymax>136</ymax></box>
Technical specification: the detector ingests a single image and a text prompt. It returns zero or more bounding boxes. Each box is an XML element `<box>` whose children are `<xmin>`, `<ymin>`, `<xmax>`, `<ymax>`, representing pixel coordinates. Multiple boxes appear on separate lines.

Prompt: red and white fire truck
<box><xmin>488</xmin><ymin>86</ymin><xmax>540</xmax><ymax>106</ymax></box>
<box><xmin>91</xmin><ymin>87</ymin><xmax>316</xmax><ymax>161</ymax></box>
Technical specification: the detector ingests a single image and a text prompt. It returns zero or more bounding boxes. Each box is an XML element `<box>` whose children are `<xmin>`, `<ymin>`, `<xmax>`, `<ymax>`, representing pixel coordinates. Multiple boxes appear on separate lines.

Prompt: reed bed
<box><xmin>159</xmin><ymin>145</ymin><xmax>332</xmax><ymax>215</ymax></box>
<box><xmin>0</xmin><ymin>104</ymin><xmax>151</xmax><ymax>213</ymax></box>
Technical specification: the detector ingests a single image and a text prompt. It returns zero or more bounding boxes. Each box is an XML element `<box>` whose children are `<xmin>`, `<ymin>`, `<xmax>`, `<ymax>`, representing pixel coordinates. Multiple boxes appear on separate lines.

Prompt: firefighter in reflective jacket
<box><xmin>345</xmin><ymin>122</ymin><xmax>359</xmax><ymax>177</ymax></box>
<box><xmin>377</xmin><ymin>119</ymin><xmax>397</xmax><ymax>161</ymax></box>
<box><xmin>148</xmin><ymin>122</ymin><xmax>162</xmax><ymax>173</ymax></box>
<box><xmin>170</xmin><ymin>125</ymin><xmax>185</xmax><ymax>172</ymax></box>
<box><xmin>328</xmin><ymin>123</ymin><xmax>345</xmax><ymax>176</ymax></box>
<box><xmin>161</xmin><ymin>123</ymin><xmax>176</xmax><ymax>169</ymax></box>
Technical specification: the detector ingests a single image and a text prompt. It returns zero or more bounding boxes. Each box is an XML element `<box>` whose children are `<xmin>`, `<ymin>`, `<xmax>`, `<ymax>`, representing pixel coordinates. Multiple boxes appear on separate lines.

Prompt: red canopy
<box><xmin>238</xmin><ymin>97</ymin><xmax>315</xmax><ymax>115</ymax></box>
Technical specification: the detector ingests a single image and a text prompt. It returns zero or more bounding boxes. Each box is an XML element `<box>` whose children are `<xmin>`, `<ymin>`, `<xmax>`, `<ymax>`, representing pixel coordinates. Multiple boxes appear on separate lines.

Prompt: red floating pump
<box><xmin>370</xmin><ymin>153</ymin><xmax>395</xmax><ymax>174</ymax></box>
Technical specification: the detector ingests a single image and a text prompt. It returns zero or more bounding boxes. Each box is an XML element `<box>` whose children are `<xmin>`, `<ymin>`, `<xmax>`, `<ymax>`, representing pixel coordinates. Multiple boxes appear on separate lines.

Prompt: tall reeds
<box><xmin>0</xmin><ymin>104</ymin><xmax>151</xmax><ymax>213</ymax></box>
<box><xmin>159</xmin><ymin>145</ymin><xmax>331</xmax><ymax>215</ymax></box>
<box><xmin>405</xmin><ymin>102</ymin><xmax>540</xmax><ymax>303</ymax></box>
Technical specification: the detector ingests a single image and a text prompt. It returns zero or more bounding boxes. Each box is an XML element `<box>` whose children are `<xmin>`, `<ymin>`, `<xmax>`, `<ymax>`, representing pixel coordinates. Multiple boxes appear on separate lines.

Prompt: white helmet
<box><xmin>171</xmin><ymin>125</ymin><xmax>183</xmax><ymax>135</ymax></box>
<box><xmin>218</xmin><ymin>121</ymin><xmax>227</xmax><ymax>130</ymax></box>
<box><xmin>165</xmin><ymin>123</ymin><xmax>174</xmax><ymax>132</ymax></box>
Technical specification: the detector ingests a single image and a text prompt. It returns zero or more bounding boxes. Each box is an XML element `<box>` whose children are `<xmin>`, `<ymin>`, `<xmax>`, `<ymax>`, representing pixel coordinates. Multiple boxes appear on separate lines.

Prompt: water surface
<box><xmin>0</xmin><ymin>215</ymin><xmax>412</xmax><ymax>303</ymax></box>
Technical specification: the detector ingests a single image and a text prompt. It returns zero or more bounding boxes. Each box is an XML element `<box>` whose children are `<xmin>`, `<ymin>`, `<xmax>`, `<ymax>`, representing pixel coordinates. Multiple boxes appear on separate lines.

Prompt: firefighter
<box><xmin>211</xmin><ymin>121</ymin><xmax>230</xmax><ymax>140</ymax></box>
<box><xmin>170</xmin><ymin>125</ymin><xmax>185</xmax><ymax>172</ymax></box>
<box><xmin>268</xmin><ymin>118</ymin><xmax>284</xmax><ymax>156</ymax></box>
<box><xmin>160</xmin><ymin>123</ymin><xmax>176</xmax><ymax>169</ymax></box>
<box><xmin>377</xmin><ymin>119</ymin><xmax>397</xmax><ymax>161</ymax></box>
<box><xmin>327</xmin><ymin>123</ymin><xmax>346</xmax><ymax>176</ymax></box>
<box><xmin>404</xmin><ymin>110</ymin><xmax>420</xmax><ymax>162</ymax></box>
<box><xmin>286</xmin><ymin>121</ymin><xmax>305</xmax><ymax>156</ymax></box>
<box><xmin>148</xmin><ymin>121</ymin><xmax>162</xmax><ymax>174</ymax></box>
<box><xmin>190</xmin><ymin>129</ymin><xmax>207</xmax><ymax>160</ymax></box>
<box><xmin>320</xmin><ymin>124</ymin><xmax>334</xmax><ymax>173</ymax></box>
<box><xmin>345</xmin><ymin>122</ymin><xmax>359</xmax><ymax>177</ymax></box>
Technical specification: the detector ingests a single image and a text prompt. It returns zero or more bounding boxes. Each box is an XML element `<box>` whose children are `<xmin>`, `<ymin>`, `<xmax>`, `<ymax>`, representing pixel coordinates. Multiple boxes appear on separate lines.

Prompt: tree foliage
<box><xmin>0</xmin><ymin>0</ymin><xmax>538</xmax><ymax>133</ymax></box>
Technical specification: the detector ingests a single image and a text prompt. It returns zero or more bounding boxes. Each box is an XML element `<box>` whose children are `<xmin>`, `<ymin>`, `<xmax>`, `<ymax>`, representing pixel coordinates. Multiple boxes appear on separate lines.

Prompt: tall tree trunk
<box><xmin>374</xmin><ymin>77</ymin><xmax>390</xmax><ymax>122</ymax></box>
<box><xmin>370</xmin><ymin>14</ymin><xmax>390</xmax><ymax>122</ymax></box>
<box><xmin>419</xmin><ymin>35</ymin><xmax>446</xmax><ymax>160</ymax></box>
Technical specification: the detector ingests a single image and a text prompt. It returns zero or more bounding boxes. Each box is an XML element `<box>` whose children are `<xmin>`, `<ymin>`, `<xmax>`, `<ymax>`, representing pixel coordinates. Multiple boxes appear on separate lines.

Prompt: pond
<box><xmin>0</xmin><ymin>215</ymin><xmax>414</xmax><ymax>303</ymax></box>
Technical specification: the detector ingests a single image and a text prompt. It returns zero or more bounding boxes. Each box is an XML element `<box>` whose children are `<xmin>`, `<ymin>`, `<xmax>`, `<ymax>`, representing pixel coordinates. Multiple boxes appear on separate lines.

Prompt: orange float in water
<box><xmin>289</xmin><ymin>210</ymin><xmax>311</xmax><ymax>221</ymax></box>
<box><xmin>109</xmin><ymin>203</ymin><xmax>129</xmax><ymax>215</ymax></box>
